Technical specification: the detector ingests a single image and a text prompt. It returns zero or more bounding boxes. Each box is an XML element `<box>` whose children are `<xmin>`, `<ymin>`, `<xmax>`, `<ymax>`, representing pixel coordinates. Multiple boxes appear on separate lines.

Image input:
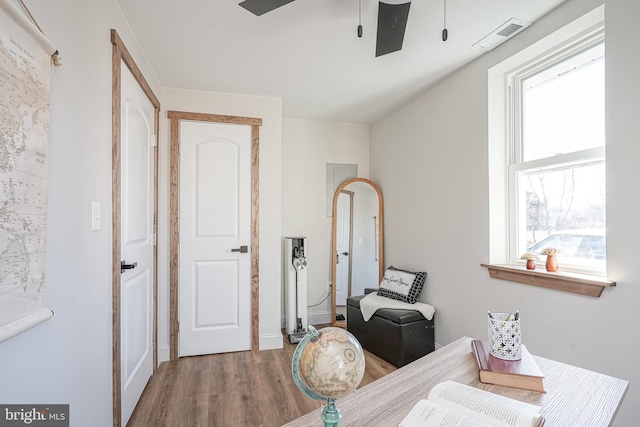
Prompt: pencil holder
<box><xmin>487</xmin><ymin>312</ymin><xmax>522</xmax><ymax>360</ymax></box>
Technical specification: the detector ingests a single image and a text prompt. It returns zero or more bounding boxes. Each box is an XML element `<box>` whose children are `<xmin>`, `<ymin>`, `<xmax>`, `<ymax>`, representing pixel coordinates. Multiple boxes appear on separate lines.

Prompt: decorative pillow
<box><xmin>377</xmin><ymin>266</ymin><xmax>427</xmax><ymax>304</ymax></box>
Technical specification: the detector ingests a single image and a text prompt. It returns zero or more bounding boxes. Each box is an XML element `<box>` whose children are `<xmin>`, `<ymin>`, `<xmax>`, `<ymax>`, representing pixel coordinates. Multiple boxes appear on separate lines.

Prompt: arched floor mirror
<box><xmin>331</xmin><ymin>178</ymin><xmax>383</xmax><ymax>328</ymax></box>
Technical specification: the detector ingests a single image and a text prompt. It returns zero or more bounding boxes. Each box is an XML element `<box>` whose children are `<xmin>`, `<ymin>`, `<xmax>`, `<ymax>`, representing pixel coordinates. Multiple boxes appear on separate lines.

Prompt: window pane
<box><xmin>518</xmin><ymin>162</ymin><xmax>605</xmax><ymax>269</ymax></box>
<box><xmin>522</xmin><ymin>43</ymin><xmax>605</xmax><ymax>161</ymax></box>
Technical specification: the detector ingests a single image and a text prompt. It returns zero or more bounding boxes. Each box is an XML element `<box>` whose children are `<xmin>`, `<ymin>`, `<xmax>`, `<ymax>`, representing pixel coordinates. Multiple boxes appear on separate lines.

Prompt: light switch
<box><xmin>358</xmin><ymin>237</ymin><xmax>363</xmax><ymax>245</ymax></box>
<box><xmin>91</xmin><ymin>201</ymin><xmax>101</xmax><ymax>230</ymax></box>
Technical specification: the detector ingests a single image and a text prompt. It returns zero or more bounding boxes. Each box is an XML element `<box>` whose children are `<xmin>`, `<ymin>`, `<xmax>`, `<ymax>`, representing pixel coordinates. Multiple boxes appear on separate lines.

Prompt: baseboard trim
<box><xmin>307</xmin><ymin>310</ymin><xmax>332</xmax><ymax>326</ymax></box>
<box><xmin>281</xmin><ymin>310</ymin><xmax>332</xmax><ymax>330</ymax></box>
<box><xmin>159</xmin><ymin>345</ymin><xmax>170</xmax><ymax>363</ymax></box>
<box><xmin>260</xmin><ymin>333</ymin><xmax>284</xmax><ymax>350</ymax></box>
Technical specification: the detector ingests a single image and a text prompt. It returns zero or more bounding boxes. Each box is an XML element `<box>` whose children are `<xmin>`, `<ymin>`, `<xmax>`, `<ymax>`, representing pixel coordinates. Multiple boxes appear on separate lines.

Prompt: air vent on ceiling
<box><xmin>473</xmin><ymin>18</ymin><xmax>532</xmax><ymax>51</ymax></box>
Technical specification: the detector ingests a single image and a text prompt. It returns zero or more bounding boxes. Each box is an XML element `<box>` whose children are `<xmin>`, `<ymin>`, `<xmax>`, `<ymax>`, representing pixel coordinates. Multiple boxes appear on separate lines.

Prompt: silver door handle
<box><xmin>231</xmin><ymin>246</ymin><xmax>248</xmax><ymax>253</ymax></box>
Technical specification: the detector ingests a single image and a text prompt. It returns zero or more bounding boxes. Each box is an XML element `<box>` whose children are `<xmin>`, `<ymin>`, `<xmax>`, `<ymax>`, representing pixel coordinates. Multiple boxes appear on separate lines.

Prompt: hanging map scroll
<box><xmin>0</xmin><ymin>0</ymin><xmax>56</xmax><ymax>343</ymax></box>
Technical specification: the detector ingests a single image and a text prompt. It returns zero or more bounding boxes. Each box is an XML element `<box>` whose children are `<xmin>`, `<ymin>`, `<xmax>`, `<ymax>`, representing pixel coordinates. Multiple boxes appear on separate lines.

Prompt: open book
<box><xmin>399</xmin><ymin>381</ymin><xmax>544</xmax><ymax>427</ymax></box>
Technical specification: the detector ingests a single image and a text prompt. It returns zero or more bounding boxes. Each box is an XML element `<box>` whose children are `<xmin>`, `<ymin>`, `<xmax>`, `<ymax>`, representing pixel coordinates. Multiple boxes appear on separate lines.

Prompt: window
<box><xmin>507</xmin><ymin>31</ymin><xmax>605</xmax><ymax>274</ymax></box>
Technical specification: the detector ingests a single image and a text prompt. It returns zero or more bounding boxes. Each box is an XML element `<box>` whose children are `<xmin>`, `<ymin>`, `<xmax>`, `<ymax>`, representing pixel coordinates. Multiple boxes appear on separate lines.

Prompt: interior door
<box><xmin>179</xmin><ymin>120</ymin><xmax>252</xmax><ymax>357</ymax></box>
<box><xmin>335</xmin><ymin>191</ymin><xmax>353</xmax><ymax>306</ymax></box>
<box><xmin>120</xmin><ymin>60</ymin><xmax>155</xmax><ymax>425</ymax></box>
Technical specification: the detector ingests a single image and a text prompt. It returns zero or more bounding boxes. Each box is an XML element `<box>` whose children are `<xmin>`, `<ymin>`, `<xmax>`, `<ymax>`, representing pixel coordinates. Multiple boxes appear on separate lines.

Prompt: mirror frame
<box><xmin>331</xmin><ymin>178</ymin><xmax>384</xmax><ymax>328</ymax></box>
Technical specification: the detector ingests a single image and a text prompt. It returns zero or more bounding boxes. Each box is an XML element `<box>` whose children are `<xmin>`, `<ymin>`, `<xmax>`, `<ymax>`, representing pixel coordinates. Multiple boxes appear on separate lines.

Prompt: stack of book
<box><xmin>471</xmin><ymin>339</ymin><xmax>545</xmax><ymax>393</ymax></box>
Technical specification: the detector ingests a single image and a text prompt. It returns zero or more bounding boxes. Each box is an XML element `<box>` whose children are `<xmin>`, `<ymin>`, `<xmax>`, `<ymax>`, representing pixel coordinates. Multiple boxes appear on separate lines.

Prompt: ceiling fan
<box><xmin>238</xmin><ymin>0</ymin><xmax>413</xmax><ymax>57</ymax></box>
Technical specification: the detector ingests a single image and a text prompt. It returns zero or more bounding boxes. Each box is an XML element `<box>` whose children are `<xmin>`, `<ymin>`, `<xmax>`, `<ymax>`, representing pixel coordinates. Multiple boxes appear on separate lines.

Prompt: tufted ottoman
<box><xmin>346</xmin><ymin>294</ymin><xmax>435</xmax><ymax>367</ymax></box>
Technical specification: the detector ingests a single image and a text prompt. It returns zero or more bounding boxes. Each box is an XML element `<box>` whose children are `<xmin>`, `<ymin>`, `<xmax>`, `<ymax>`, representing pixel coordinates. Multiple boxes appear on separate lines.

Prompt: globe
<box><xmin>291</xmin><ymin>326</ymin><xmax>365</xmax><ymax>427</ymax></box>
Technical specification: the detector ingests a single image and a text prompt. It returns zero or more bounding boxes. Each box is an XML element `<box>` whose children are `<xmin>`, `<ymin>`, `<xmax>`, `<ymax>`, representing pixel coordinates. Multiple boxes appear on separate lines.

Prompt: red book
<box><xmin>471</xmin><ymin>339</ymin><xmax>546</xmax><ymax>393</ymax></box>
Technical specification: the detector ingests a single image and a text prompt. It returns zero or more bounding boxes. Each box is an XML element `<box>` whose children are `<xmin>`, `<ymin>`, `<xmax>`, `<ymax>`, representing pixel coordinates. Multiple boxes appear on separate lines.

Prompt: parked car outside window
<box><xmin>527</xmin><ymin>230</ymin><xmax>605</xmax><ymax>271</ymax></box>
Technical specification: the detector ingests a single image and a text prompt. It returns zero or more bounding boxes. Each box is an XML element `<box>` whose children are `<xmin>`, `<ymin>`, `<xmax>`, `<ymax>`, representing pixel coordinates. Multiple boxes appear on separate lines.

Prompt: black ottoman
<box><xmin>347</xmin><ymin>294</ymin><xmax>435</xmax><ymax>368</ymax></box>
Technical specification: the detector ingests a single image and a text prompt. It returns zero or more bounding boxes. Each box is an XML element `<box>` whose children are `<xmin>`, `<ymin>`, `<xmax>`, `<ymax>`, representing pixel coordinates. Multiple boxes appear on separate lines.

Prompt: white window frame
<box><xmin>505</xmin><ymin>28</ymin><xmax>606</xmax><ymax>275</ymax></box>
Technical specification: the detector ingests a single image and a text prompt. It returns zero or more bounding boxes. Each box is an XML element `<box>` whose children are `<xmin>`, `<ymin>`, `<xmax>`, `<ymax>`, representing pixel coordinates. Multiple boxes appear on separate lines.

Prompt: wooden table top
<box><xmin>283</xmin><ymin>336</ymin><xmax>628</xmax><ymax>427</ymax></box>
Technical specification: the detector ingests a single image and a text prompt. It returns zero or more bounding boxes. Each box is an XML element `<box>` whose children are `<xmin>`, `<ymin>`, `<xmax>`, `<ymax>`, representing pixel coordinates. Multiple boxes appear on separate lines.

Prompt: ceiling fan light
<box><xmin>239</xmin><ymin>0</ymin><xmax>296</xmax><ymax>16</ymax></box>
<box><xmin>375</xmin><ymin>2</ymin><xmax>411</xmax><ymax>57</ymax></box>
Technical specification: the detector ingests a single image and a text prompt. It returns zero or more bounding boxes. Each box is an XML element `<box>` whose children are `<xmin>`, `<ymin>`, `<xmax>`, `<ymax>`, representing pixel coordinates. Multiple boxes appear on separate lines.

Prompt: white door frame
<box><xmin>111</xmin><ymin>29</ymin><xmax>160</xmax><ymax>427</ymax></box>
<box><xmin>168</xmin><ymin>111</ymin><xmax>262</xmax><ymax>360</ymax></box>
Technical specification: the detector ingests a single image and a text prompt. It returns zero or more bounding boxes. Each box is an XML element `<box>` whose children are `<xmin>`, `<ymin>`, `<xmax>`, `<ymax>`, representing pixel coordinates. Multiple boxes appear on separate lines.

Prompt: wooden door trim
<box><xmin>347</xmin><ymin>191</ymin><xmax>354</xmax><ymax>298</ymax></box>
<box><xmin>167</xmin><ymin>110</ymin><xmax>261</xmax><ymax>126</ymax></box>
<box><xmin>168</xmin><ymin>110</ymin><xmax>262</xmax><ymax>360</ymax></box>
<box><xmin>111</xmin><ymin>29</ymin><xmax>160</xmax><ymax>427</ymax></box>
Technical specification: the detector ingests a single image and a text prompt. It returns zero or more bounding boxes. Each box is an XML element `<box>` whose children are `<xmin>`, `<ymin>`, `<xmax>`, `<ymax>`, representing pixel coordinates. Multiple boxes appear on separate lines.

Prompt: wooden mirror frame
<box><xmin>331</xmin><ymin>178</ymin><xmax>384</xmax><ymax>328</ymax></box>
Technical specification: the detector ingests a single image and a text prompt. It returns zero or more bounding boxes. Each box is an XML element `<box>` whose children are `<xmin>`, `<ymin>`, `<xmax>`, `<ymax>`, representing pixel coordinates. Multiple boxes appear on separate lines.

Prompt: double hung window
<box><xmin>507</xmin><ymin>31</ymin><xmax>605</xmax><ymax>274</ymax></box>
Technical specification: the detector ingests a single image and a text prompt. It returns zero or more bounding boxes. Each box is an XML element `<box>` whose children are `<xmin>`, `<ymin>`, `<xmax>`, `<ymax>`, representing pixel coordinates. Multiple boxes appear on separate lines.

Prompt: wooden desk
<box><xmin>284</xmin><ymin>336</ymin><xmax>628</xmax><ymax>427</ymax></box>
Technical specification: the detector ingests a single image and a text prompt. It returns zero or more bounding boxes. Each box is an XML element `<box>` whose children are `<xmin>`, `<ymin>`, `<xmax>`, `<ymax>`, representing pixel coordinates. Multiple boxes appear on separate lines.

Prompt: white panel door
<box><xmin>179</xmin><ymin>121</ymin><xmax>252</xmax><ymax>357</ymax></box>
<box><xmin>120</xmin><ymin>60</ymin><xmax>154</xmax><ymax>425</ymax></box>
<box><xmin>335</xmin><ymin>192</ymin><xmax>352</xmax><ymax>306</ymax></box>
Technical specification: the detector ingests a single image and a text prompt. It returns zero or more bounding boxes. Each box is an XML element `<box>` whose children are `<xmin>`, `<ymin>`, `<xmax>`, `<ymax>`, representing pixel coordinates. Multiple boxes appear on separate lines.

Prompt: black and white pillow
<box><xmin>377</xmin><ymin>266</ymin><xmax>427</xmax><ymax>304</ymax></box>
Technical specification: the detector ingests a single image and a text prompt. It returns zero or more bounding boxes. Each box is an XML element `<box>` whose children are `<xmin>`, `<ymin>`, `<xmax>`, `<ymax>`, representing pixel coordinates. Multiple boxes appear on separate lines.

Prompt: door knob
<box><xmin>231</xmin><ymin>245</ymin><xmax>248</xmax><ymax>253</ymax></box>
<box><xmin>341</xmin><ymin>251</ymin><xmax>349</xmax><ymax>256</ymax></box>
<box><xmin>121</xmin><ymin>260</ymin><xmax>137</xmax><ymax>273</ymax></box>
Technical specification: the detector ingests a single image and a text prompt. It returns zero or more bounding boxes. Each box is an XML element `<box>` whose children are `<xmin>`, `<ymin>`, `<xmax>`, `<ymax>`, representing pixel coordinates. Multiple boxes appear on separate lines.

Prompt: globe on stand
<box><xmin>291</xmin><ymin>326</ymin><xmax>366</xmax><ymax>427</ymax></box>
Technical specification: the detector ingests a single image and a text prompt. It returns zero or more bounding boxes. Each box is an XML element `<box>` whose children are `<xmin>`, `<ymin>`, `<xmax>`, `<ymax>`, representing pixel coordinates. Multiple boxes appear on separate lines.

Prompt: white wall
<box><xmin>281</xmin><ymin>118</ymin><xmax>369</xmax><ymax>324</ymax></box>
<box><xmin>0</xmin><ymin>0</ymin><xmax>160</xmax><ymax>425</ymax></box>
<box><xmin>157</xmin><ymin>88</ymin><xmax>283</xmax><ymax>353</ymax></box>
<box><xmin>370</xmin><ymin>0</ymin><xmax>639</xmax><ymax>424</ymax></box>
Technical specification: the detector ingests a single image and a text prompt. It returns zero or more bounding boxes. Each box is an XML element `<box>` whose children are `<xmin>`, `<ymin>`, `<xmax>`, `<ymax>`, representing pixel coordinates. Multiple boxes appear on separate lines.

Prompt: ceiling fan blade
<box><xmin>239</xmin><ymin>0</ymin><xmax>296</xmax><ymax>16</ymax></box>
<box><xmin>376</xmin><ymin>2</ymin><xmax>411</xmax><ymax>57</ymax></box>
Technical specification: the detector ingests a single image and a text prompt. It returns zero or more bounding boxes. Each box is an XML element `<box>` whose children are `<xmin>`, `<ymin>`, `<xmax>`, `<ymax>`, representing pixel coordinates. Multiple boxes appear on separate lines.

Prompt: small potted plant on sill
<box><xmin>520</xmin><ymin>252</ymin><xmax>539</xmax><ymax>270</ymax></box>
<box><xmin>540</xmin><ymin>247</ymin><xmax>560</xmax><ymax>272</ymax></box>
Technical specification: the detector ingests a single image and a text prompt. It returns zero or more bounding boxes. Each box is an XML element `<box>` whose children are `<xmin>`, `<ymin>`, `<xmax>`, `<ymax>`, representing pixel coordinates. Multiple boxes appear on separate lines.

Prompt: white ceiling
<box><xmin>116</xmin><ymin>0</ymin><xmax>568</xmax><ymax>124</ymax></box>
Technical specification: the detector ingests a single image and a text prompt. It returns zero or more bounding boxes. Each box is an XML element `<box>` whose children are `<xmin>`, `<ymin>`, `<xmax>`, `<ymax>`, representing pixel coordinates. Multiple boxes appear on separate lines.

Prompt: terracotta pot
<box><xmin>526</xmin><ymin>259</ymin><xmax>536</xmax><ymax>270</ymax></box>
<box><xmin>545</xmin><ymin>254</ymin><xmax>558</xmax><ymax>272</ymax></box>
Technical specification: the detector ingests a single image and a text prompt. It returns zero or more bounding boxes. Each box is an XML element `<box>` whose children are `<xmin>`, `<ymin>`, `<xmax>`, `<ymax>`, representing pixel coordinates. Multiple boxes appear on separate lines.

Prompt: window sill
<box><xmin>480</xmin><ymin>264</ymin><xmax>616</xmax><ymax>297</ymax></box>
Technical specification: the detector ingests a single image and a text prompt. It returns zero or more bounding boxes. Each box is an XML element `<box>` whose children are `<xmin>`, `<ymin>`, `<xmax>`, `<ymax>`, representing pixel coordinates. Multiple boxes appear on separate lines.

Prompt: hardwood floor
<box><xmin>128</xmin><ymin>329</ymin><xmax>397</xmax><ymax>426</ymax></box>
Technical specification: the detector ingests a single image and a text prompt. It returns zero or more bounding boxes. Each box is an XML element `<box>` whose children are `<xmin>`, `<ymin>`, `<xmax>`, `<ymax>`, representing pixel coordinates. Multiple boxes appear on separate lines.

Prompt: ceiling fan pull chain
<box><xmin>442</xmin><ymin>0</ymin><xmax>448</xmax><ymax>41</ymax></box>
<box><xmin>357</xmin><ymin>0</ymin><xmax>363</xmax><ymax>38</ymax></box>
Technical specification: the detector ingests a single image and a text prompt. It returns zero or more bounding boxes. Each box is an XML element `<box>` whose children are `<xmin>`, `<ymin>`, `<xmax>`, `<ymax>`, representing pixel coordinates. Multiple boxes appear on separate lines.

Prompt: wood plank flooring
<box><xmin>128</xmin><ymin>330</ymin><xmax>397</xmax><ymax>426</ymax></box>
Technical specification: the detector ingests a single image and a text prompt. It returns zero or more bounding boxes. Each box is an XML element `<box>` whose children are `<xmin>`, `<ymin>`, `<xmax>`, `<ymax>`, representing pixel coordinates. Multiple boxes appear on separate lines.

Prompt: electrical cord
<box><xmin>307</xmin><ymin>286</ymin><xmax>331</xmax><ymax>307</ymax></box>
